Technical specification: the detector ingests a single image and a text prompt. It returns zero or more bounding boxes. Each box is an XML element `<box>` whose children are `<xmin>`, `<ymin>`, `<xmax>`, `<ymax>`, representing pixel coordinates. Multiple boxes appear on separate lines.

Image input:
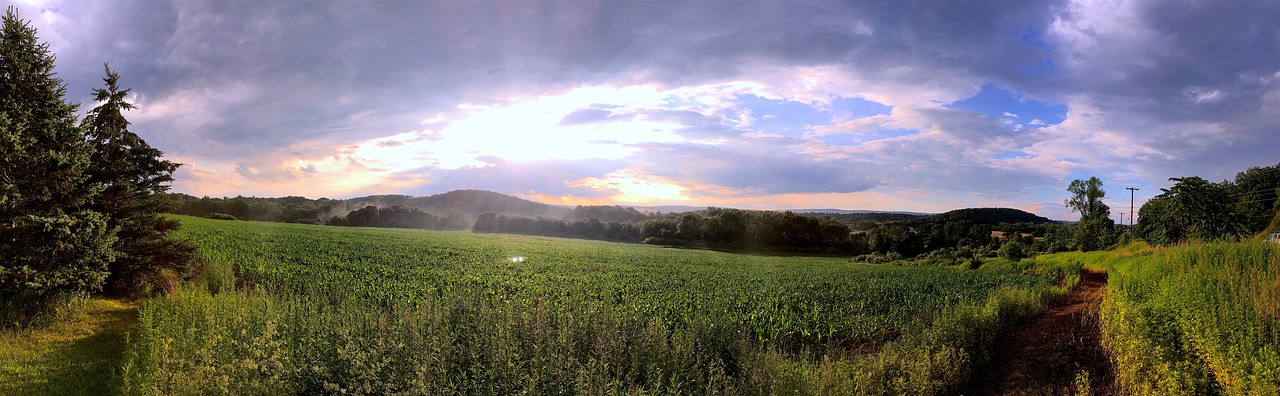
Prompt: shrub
<box><xmin>205</xmin><ymin>213</ymin><xmax>237</xmax><ymax>221</ymax></box>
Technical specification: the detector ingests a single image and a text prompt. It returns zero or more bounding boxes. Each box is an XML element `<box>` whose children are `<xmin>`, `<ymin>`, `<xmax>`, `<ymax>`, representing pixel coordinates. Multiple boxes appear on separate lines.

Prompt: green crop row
<box><xmin>120</xmin><ymin>216</ymin><xmax>1075</xmax><ymax>394</ymax></box>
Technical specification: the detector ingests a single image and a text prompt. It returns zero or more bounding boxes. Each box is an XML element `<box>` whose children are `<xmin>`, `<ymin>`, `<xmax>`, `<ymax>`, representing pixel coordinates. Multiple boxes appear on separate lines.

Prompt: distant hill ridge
<box><xmin>344</xmin><ymin>190</ymin><xmax>570</xmax><ymax>220</ymax></box>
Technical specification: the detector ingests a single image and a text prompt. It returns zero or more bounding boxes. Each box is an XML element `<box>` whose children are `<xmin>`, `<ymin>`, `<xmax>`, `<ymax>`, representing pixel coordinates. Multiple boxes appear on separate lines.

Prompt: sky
<box><xmin>10</xmin><ymin>0</ymin><xmax>1280</xmax><ymax>220</ymax></box>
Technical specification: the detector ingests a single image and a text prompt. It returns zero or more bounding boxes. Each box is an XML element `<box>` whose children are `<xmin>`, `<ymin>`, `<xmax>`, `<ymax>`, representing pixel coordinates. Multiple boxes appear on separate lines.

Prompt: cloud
<box><xmin>15</xmin><ymin>0</ymin><xmax>1280</xmax><ymax>219</ymax></box>
<box><xmin>559</xmin><ymin>108</ymin><xmax>627</xmax><ymax>125</ymax></box>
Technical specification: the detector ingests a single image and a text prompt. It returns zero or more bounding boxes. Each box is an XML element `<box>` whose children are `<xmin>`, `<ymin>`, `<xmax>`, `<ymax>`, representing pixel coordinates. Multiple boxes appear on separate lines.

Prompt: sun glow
<box><xmin>568</xmin><ymin>168</ymin><xmax>691</xmax><ymax>204</ymax></box>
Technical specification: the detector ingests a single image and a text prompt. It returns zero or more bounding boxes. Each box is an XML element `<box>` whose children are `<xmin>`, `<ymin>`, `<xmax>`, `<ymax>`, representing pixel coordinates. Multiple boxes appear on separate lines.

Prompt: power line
<box><xmin>1235</xmin><ymin>196</ymin><xmax>1280</xmax><ymax>205</ymax></box>
<box><xmin>1229</xmin><ymin>187</ymin><xmax>1280</xmax><ymax>197</ymax></box>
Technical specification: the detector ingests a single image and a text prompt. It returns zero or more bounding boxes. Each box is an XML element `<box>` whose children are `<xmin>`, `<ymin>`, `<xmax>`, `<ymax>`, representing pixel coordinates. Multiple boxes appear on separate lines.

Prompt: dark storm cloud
<box><xmin>15</xmin><ymin>0</ymin><xmax>1280</xmax><ymax>213</ymax></box>
<box><xmin>1038</xmin><ymin>1</ymin><xmax>1280</xmax><ymax>184</ymax></box>
<box><xmin>28</xmin><ymin>0</ymin><xmax>1069</xmax><ymax>158</ymax></box>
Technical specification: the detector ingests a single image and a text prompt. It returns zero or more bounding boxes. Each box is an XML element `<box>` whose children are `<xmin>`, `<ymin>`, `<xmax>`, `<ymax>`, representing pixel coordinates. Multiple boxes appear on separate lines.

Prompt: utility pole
<box><xmin>1126</xmin><ymin>187</ymin><xmax>1139</xmax><ymax>231</ymax></box>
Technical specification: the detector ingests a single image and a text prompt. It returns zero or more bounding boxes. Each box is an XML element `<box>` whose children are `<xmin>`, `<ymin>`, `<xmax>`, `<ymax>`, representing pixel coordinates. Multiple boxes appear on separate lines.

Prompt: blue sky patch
<box><xmin>947</xmin><ymin>84</ymin><xmax>1067</xmax><ymax>126</ymax></box>
<box><xmin>735</xmin><ymin>94</ymin><xmax>892</xmax><ymax>138</ymax></box>
<box><xmin>993</xmin><ymin>150</ymin><xmax>1034</xmax><ymax>160</ymax></box>
<box><xmin>820</xmin><ymin>128</ymin><xmax>918</xmax><ymax>146</ymax></box>
<box><xmin>734</xmin><ymin>94</ymin><xmax>829</xmax><ymax>136</ymax></box>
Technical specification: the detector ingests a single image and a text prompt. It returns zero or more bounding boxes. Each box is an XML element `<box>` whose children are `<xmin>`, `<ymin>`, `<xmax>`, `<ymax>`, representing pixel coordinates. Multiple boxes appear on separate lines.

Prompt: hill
<box><xmin>341</xmin><ymin>190</ymin><xmax>570</xmax><ymax>219</ymax></box>
<box><xmin>918</xmin><ymin>207</ymin><xmax>1055</xmax><ymax>225</ymax></box>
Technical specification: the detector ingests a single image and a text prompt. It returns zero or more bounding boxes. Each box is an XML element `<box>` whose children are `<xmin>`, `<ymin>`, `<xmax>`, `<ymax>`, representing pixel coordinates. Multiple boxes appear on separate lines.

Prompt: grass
<box><xmin>8</xmin><ymin>218</ymin><xmax>1278</xmax><ymax>394</ymax></box>
<box><xmin>1030</xmin><ymin>240</ymin><xmax>1280</xmax><ymax>395</ymax></box>
<box><xmin>116</xmin><ymin>215</ymin><xmax>1078</xmax><ymax>394</ymax></box>
<box><xmin>0</xmin><ymin>298</ymin><xmax>140</xmax><ymax>396</ymax></box>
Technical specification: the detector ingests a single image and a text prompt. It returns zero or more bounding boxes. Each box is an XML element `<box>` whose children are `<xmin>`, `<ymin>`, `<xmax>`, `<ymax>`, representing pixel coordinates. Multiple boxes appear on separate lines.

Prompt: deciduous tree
<box><xmin>1065</xmin><ymin>177</ymin><xmax>1114</xmax><ymax>251</ymax></box>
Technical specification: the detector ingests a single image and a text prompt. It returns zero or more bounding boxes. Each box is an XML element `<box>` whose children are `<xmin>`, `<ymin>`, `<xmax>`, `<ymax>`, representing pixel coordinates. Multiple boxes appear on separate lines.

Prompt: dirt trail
<box><xmin>974</xmin><ymin>270</ymin><xmax>1117</xmax><ymax>395</ymax></box>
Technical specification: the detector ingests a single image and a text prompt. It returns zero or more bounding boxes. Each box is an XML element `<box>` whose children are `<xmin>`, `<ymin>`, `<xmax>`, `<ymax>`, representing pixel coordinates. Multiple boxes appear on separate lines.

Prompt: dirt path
<box><xmin>974</xmin><ymin>270</ymin><xmax>1117</xmax><ymax>395</ymax></box>
<box><xmin>0</xmin><ymin>298</ymin><xmax>140</xmax><ymax>396</ymax></box>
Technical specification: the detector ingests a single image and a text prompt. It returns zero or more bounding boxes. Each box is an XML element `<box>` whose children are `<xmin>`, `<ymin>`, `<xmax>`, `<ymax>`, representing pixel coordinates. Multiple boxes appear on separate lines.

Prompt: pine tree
<box><xmin>82</xmin><ymin>64</ymin><xmax>196</xmax><ymax>295</ymax></box>
<box><xmin>0</xmin><ymin>7</ymin><xmax>115</xmax><ymax>326</ymax></box>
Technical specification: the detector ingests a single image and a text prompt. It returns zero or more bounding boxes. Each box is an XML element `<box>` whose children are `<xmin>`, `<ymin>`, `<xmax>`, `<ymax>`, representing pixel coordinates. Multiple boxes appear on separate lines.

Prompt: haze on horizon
<box><xmin>13</xmin><ymin>0</ymin><xmax>1280</xmax><ymax>220</ymax></box>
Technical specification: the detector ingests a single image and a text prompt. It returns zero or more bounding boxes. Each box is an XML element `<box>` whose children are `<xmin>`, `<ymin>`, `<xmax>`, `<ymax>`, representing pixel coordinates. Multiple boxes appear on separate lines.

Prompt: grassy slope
<box><xmin>0</xmin><ymin>298</ymin><xmax>139</xmax><ymax>396</ymax></box>
<box><xmin>1033</xmin><ymin>241</ymin><xmax>1280</xmax><ymax>395</ymax></box>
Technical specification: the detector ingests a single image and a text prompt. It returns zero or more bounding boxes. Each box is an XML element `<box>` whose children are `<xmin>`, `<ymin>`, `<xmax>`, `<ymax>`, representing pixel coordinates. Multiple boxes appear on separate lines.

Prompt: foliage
<box><xmin>1136</xmin><ymin>195</ymin><xmax>1180</xmax><ymax>246</ymax></box>
<box><xmin>164</xmin><ymin>189</ymin><xmax>654</xmax><ymax>225</ymax></box>
<box><xmin>997</xmin><ymin>236</ymin><xmax>1027</xmax><ymax>263</ymax></box>
<box><xmin>1064</xmin><ymin>241</ymin><xmax>1280</xmax><ymax>395</ymax></box>
<box><xmin>121</xmin><ymin>215</ymin><xmax>1075</xmax><ymax>394</ymax></box>
<box><xmin>1139</xmin><ymin>176</ymin><xmax>1245</xmax><ymax>245</ymax></box>
<box><xmin>1065</xmin><ymin>177</ymin><xmax>1115</xmax><ymax>251</ymax></box>
<box><xmin>327</xmin><ymin>204</ymin><xmax>469</xmax><ymax>230</ymax></box>
<box><xmin>203</xmin><ymin>213</ymin><xmax>237</xmax><ymax>221</ymax></box>
<box><xmin>1137</xmin><ymin>163</ymin><xmax>1280</xmax><ymax>245</ymax></box>
<box><xmin>82</xmin><ymin>65</ymin><xmax>196</xmax><ymax>296</ymax></box>
<box><xmin>915</xmin><ymin>207</ymin><xmax>1055</xmax><ymax>226</ymax></box>
<box><xmin>1066</xmin><ymin>177</ymin><xmax>1110</xmax><ymax>220</ymax></box>
<box><xmin>1231</xmin><ymin>163</ymin><xmax>1280</xmax><ymax>234</ymax></box>
<box><xmin>0</xmin><ymin>8</ymin><xmax>114</xmax><ymax>327</ymax></box>
<box><xmin>477</xmin><ymin>208</ymin><xmax>856</xmax><ymax>254</ymax></box>
<box><xmin>798</xmin><ymin>211</ymin><xmax>923</xmax><ymax>229</ymax></box>
<box><xmin>167</xmin><ymin>193</ymin><xmax>337</xmax><ymax>223</ymax></box>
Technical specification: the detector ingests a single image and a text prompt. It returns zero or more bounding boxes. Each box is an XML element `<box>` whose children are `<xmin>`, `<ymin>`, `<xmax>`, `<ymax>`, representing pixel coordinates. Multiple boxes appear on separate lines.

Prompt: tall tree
<box><xmin>82</xmin><ymin>65</ymin><xmax>196</xmax><ymax>295</ymax></box>
<box><xmin>1137</xmin><ymin>194</ymin><xmax>1180</xmax><ymax>246</ymax></box>
<box><xmin>1065</xmin><ymin>177</ymin><xmax>1114</xmax><ymax>251</ymax></box>
<box><xmin>1066</xmin><ymin>177</ymin><xmax>1110</xmax><ymax>220</ymax></box>
<box><xmin>1139</xmin><ymin>176</ymin><xmax>1242</xmax><ymax>245</ymax></box>
<box><xmin>0</xmin><ymin>8</ymin><xmax>115</xmax><ymax>326</ymax></box>
<box><xmin>1231</xmin><ymin>163</ymin><xmax>1280</xmax><ymax>234</ymax></box>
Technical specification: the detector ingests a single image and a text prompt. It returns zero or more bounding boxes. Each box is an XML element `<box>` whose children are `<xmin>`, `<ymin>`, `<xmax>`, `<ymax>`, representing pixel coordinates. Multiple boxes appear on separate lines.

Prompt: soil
<box><xmin>972</xmin><ymin>270</ymin><xmax>1118</xmax><ymax>395</ymax></box>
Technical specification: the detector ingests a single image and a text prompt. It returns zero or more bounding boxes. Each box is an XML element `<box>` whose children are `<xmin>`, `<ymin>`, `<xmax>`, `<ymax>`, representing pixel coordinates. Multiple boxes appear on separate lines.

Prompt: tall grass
<box><xmin>1079</xmin><ymin>241</ymin><xmax>1280</xmax><ymax>395</ymax></box>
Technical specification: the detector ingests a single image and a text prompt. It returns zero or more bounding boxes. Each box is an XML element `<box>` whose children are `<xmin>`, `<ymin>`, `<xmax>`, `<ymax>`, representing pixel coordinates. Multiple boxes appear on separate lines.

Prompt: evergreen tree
<box><xmin>82</xmin><ymin>65</ymin><xmax>195</xmax><ymax>295</ymax></box>
<box><xmin>0</xmin><ymin>8</ymin><xmax>114</xmax><ymax>326</ymax></box>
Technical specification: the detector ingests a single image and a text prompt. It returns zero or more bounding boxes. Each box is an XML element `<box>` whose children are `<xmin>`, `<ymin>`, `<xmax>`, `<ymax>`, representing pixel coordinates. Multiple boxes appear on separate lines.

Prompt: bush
<box><xmin>997</xmin><ymin>239</ymin><xmax>1027</xmax><ymax>262</ymax></box>
<box><xmin>851</xmin><ymin>251</ymin><xmax>904</xmax><ymax>264</ymax></box>
<box><xmin>199</xmin><ymin>258</ymin><xmax>236</xmax><ymax>295</ymax></box>
<box><xmin>641</xmin><ymin>236</ymin><xmax>686</xmax><ymax>246</ymax></box>
<box><xmin>205</xmin><ymin>213</ymin><xmax>237</xmax><ymax>221</ymax></box>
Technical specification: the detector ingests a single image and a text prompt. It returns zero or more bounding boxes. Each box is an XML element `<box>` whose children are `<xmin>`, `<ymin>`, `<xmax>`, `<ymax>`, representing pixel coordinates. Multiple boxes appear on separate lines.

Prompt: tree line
<box><xmin>1136</xmin><ymin>163</ymin><xmax>1280</xmax><ymax>245</ymax></box>
<box><xmin>1</xmin><ymin>9</ymin><xmax>194</xmax><ymax>326</ymax></box>
<box><xmin>474</xmin><ymin>208</ymin><xmax>856</xmax><ymax>253</ymax></box>
<box><xmin>163</xmin><ymin>190</ymin><xmax>653</xmax><ymax>226</ymax></box>
<box><xmin>473</xmin><ymin>205</ymin><xmax>1081</xmax><ymax>260</ymax></box>
<box><xmin>328</xmin><ymin>205</ymin><xmax>470</xmax><ymax>230</ymax></box>
<box><xmin>165</xmin><ymin>193</ymin><xmax>337</xmax><ymax>223</ymax></box>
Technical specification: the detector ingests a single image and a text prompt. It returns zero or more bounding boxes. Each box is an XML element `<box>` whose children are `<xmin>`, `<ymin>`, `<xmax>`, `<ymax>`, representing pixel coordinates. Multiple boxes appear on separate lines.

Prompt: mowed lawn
<box><xmin>0</xmin><ymin>298</ymin><xmax>140</xmax><ymax>396</ymax></box>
